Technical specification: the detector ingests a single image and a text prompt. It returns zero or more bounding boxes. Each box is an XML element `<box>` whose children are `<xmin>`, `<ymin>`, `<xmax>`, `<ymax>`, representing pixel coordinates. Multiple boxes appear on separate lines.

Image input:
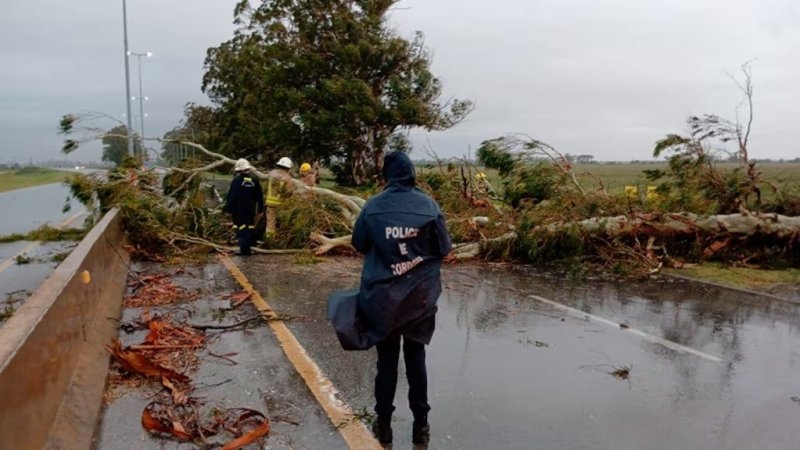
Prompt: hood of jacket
<box><xmin>382</xmin><ymin>151</ymin><xmax>415</xmax><ymax>187</ymax></box>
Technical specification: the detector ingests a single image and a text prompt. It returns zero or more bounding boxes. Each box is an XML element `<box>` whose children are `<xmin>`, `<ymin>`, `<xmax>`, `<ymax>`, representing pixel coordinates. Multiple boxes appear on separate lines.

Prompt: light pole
<box><xmin>122</xmin><ymin>0</ymin><xmax>134</xmax><ymax>156</ymax></box>
<box><xmin>128</xmin><ymin>51</ymin><xmax>152</xmax><ymax>157</ymax></box>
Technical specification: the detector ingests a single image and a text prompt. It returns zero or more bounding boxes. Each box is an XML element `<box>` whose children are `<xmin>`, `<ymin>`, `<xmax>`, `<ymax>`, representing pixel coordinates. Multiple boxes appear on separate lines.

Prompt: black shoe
<box><xmin>412</xmin><ymin>421</ymin><xmax>430</xmax><ymax>445</ymax></box>
<box><xmin>372</xmin><ymin>417</ymin><xmax>392</xmax><ymax>445</ymax></box>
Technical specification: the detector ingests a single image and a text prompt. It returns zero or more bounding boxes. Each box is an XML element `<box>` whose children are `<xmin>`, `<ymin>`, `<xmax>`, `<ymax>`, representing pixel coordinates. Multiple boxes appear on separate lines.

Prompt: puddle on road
<box><xmin>240</xmin><ymin>256</ymin><xmax>800</xmax><ymax>450</ymax></box>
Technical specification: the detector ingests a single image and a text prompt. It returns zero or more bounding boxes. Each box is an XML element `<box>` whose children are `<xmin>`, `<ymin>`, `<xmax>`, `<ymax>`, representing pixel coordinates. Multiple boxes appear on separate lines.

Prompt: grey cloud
<box><xmin>1</xmin><ymin>0</ymin><xmax>798</xmax><ymax>163</ymax></box>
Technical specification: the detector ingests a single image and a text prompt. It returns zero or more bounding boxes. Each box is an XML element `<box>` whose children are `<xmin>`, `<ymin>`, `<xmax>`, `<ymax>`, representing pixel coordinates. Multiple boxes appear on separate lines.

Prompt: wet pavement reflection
<box><xmin>0</xmin><ymin>182</ymin><xmax>84</xmax><ymax>235</ymax></box>
<box><xmin>242</xmin><ymin>257</ymin><xmax>800</xmax><ymax>450</ymax></box>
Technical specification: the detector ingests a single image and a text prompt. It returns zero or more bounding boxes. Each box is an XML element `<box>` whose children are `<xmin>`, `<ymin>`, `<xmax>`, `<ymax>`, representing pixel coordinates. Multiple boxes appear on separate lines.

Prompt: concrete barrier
<box><xmin>0</xmin><ymin>208</ymin><xmax>129</xmax><ymax>450</ymax></box>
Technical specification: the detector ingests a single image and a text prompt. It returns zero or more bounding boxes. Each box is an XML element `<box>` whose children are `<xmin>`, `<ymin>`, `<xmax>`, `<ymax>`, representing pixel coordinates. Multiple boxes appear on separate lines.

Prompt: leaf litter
<box><xmin>106</xmin><ymin>270</ymin><xmax>275</xmax><ymax>448</ymax></box>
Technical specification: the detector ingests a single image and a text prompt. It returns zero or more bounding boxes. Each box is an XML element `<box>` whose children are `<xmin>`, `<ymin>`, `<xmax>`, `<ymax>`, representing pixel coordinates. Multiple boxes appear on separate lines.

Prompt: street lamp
<box><xmin>122</xmin><ymin>0</ymin><xmax>134</xmax><ymax>156</ymax></box>
<box><xmin>128</xmin><ymin>51</ymin><xmax>152</xmax><ymax>158</ymax></box>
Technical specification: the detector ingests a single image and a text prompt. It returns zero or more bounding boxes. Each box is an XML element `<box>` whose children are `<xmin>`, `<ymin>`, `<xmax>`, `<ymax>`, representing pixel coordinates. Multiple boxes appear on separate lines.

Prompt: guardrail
<box><xmin>0</xmin><ymin>208</ymin><xmax>129</xmax><ymax>449</ymax></box>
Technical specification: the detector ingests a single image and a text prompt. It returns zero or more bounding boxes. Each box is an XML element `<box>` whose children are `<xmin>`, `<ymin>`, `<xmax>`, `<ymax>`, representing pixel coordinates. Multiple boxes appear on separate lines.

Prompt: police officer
<box><xmin>225</xmin><ymin>158</ymin><xmax>264</xmax><ymax>256</ymax></box>
<box><xmin>350</xmin><ymin>151</ymin><xmax>452</xmax><ymax>446</ymax></box>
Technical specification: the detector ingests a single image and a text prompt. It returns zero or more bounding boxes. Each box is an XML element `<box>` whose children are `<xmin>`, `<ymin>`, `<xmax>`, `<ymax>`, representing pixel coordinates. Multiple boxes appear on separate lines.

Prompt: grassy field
<box><xmin>570</xmin><ymin>162</ymin><xmax>800</xmax><ymax>195</ymax></box>
<box><xmin>666</xmin><ymin>263</ymin><xmax>800</xmax><ymax>299</ymax></box>
<box><xmin>0</xmin><ymin>167</ymin><xmax>69</xmax><ymax>193</ymax></box>
<box><xmin>210</xmin><ymin>161</ymin><xmax>800</xmax><ymax>197</ymax></box>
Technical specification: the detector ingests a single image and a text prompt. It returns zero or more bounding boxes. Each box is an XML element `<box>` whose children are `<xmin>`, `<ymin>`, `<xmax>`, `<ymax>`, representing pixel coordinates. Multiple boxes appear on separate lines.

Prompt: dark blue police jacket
<box><xmin>225</xmin><ymin>172</ymin><xmax>264</xmax><ymax>226</ymax></box>
<box><xmin>327</xmin><ymin>152</ymin><xmax>451</xmax><ymax>350</ymax></box>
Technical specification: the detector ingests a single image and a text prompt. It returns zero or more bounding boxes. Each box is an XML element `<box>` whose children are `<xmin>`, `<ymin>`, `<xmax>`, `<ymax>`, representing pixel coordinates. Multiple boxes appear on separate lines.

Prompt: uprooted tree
<box><xmin>200</xmin><ymin>0</ymin><xmax>472</xmax><ymax>185</ymax></box>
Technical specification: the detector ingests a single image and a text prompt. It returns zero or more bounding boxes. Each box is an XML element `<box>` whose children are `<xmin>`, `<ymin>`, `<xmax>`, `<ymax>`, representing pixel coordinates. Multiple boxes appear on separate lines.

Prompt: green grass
<box><xmin>666</xmin><ymin>263</ymin><xmax>800</xmax><ymax>294</ymax></box>
<box><xmin>0</xmin><ymin>167</ymin><xmax>69</xmax><ymax>193</ymax></box>
<box><xmin>0</xmin><ymin>224</ymin><xmax>87</xmax><ymax>244</ymax></box>
<box><xmin>573</xmin><ymin>162</ymin><xmax>800</xmax><ymax>196</ymax></box>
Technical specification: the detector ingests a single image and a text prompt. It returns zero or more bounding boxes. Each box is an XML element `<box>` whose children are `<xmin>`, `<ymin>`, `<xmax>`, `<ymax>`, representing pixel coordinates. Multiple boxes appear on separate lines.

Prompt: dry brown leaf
<box><xmin>142</xmin><ymin>403</ymin><xmax>193</xmax><ymax>441</ymax></box>
<box><xmin>221</xmin><ymin>410</ymin><xmax>271</xmax><ymax>450</ymax></box>
<box><xmin>105</xmin><ymin>339</ymin><xmax>189</xmax><ymax>382</ymax></box>
<box><xmin>226</xmin><ymin>291</ymin><xmax>253</xmax><ymax>307</ymax></box>
<box><xmin>142</xmin><ymin>408</ymin><xmax>165</xmax><ymax>433</ymax></box>
<box><xmin>161</xmin><ymin>376</ymin><xmax>189</xmax><ymax>406</ymax></box>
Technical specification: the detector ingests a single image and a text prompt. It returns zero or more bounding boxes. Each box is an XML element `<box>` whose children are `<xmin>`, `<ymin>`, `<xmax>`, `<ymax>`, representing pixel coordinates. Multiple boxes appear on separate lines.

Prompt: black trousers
<box><xmin>235</xmin><ymin>226</ymin><xmax>256</xmax><ymax>254</ymax></box>
<box><xmin>375</xmin><ymin>334</ymin><xmax>430</xmax><ymax>423</ymax></box>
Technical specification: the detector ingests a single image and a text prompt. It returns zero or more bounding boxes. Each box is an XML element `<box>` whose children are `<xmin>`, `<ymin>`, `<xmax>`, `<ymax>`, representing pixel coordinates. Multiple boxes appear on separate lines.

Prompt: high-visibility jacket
<box><xmin>266</xmin><ymin>169</ymin><xmax>292</xmax><ymax>207</ymax></box>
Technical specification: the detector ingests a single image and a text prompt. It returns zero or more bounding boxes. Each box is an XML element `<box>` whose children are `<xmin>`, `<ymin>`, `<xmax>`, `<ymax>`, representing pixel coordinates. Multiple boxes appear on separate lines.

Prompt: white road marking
<box><xmin>528</xmin><ymin>294</ymin><xmax>724</xmax><ymax>363</ymax></box>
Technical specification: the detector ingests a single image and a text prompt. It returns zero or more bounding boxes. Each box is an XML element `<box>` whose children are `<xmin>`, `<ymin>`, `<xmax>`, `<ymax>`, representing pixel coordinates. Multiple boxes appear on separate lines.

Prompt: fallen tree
<box><xmin>57</xmin><ymin>105</ymin><xmax>800</xmax><ymax>276</ymax></box>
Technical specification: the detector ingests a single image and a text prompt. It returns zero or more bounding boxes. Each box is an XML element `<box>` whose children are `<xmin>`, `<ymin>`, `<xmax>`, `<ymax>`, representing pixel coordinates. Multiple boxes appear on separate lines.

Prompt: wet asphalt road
<box><xmin>96</xmin><ymin>262</ymin><xmax>348</xmax><ymax>450</ymax></box>
<box><xmin>241</xmin><ymin>256</ymin><xmax>800</xmax><ymax>450</ymax></box>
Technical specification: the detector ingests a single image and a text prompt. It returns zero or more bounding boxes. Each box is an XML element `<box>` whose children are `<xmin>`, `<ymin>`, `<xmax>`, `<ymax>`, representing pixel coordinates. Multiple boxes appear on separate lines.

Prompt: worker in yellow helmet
<box><xmin>266</xmin><ymin>157</ymin><xmax>294</xmax><ymax>237</ymax></box>
<box><xmin>474</xmin><ymin>171</ymin><xmax>498</xmax><ymax>200</ymax></box>
<box><xmin>300</xmin><ymin>162</ymin><xmax>316</xmax><ymax>187</ymax></box>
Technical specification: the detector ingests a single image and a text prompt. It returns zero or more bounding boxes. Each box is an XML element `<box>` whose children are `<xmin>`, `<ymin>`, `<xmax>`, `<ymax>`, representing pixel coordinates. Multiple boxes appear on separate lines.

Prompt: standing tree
<box><xmin>162</xmin><ymin>103</ymin><xmax>224</xmax><ymax>166</ymax></box>
<box><xmin>202</xmin><ymin>0</ymin><xmax>472</xmax><ymax>185</ymax></box>
<box><xmin>102</xmin><ymin>125</ymin><xmax>140</xmax><ymax>166</ymax></box>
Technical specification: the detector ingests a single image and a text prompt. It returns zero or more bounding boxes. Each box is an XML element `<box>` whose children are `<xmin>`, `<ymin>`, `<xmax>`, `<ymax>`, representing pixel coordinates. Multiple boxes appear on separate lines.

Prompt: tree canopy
<box><xmin>102</xmin><ymin>125</ymin><xmax>141</xmax><ymax>166</ymax></box>
<box><xmin>201</xmin><ymin>0</ymin><xmax>472</xmax><ymax>184</ymax></box>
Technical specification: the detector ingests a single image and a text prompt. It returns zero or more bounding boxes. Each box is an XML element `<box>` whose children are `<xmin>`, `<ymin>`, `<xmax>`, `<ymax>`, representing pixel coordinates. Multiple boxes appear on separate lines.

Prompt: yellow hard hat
<box><xmin>300</xmin><ymin>162</ymin><xmax>311</xmax><ymax>173</ymax></box>
<box><xmin>475</xmin><ymin>172</ymin><xmax>486</xmax><ymax>180</ymax></box>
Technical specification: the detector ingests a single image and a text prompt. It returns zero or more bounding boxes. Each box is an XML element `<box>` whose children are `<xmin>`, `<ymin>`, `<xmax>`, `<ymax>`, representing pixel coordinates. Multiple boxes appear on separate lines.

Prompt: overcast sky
<box><xmin>1</xmin><ymin>0</ymin><xmax>799</xmax><ymax>163</ymax></box>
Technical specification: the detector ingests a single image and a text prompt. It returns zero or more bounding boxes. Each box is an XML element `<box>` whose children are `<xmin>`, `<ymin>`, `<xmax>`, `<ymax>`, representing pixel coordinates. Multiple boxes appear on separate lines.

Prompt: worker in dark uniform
<box><xmin>225</xmin><ymin>158</ymin><xmax>264</xmax><ymax>256</ymax></box>
<box><xmin>329</xmin><ymin>151</ymin><xmax>451</xmax><ymax>447</ymax></box>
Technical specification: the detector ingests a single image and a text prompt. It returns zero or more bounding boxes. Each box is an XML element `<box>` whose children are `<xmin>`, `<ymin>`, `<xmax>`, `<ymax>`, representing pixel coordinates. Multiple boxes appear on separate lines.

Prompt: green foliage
<box><xmin>514</xmin><ymin>220</ymin><xmax>586</xmax><ymax>264</ymax></box>
<box><xmin>161</xmin><ymin>104</ymin><xmax>222</xmax><ymax>166</ymax></box>
<box><xmin>477</xmin><ymin>139</ymin><xmax>516</xmax><ymax>177</ymax></box>
<box><xmin>503</xmin><ymin>162</ymin><xmax>565</xmax><ymax>208</ymax></box>
<box><xmin>647</xmin><ymin>128</ymin><xmax>770</xmax><ymax>214</ymax></box>
<box><xmin>64</xmin><ymin>162</ymin><xmax>189</xmax><ymax>254</ymax></box>
<box><xmin>271</xmin><ymin>194</ymin><xmax>352</xmax><ymax>249</ymax></box>
<box><xmin>162</xmin><ymin>170</ymin><xmax>202</xmax><ymax>205</ymax></box>
<box><xmin>201</xmin><ymin>0</ymin><xmax>471</xmax><ymax>185</ymax></box>
<box><xmin>102</xmin><ymin>125</ymin><xmax>141</xmax><ymax>166</ymax></box>
<box><xmin>14</xmin><ymin>254</ymin><xmax>32</xmax><ymax>265</ymax></box>
<box><xmin>0</xmin><ymin>224</ymin><xmax>86</xmax><ymax>244</ymax></box>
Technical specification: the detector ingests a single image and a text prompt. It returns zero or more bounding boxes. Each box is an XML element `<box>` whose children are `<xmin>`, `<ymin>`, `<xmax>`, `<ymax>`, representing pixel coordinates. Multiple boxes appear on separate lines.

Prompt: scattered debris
<box><xmin>188</xmin><ymin>315</ymin><xmax>264</xmax><ymax>331</ymax></box>
<box><xmin>50</xmin><ymin>251</ymin><xmax>71</xmax><ymax>263</ymax></box>
<box><xmin>124</xmin><ymin>273</ymin><xmax>197</xmax><ymax>307</ymax></box>
<box><xmin>1</xmin><ymin>290</ymin><xmax>31</xmax><ymax>323</ymax></box>
<box><xmin>619</xmin><ymin>322</ymin><xmax>630</xmax><ymax>329</ymax></box>
<box><xmin>610</xmin><ymin>365</ymin><xmax>632</xmax><ymax>380</ymax></box>
<box><xmin>0</xmin><ymin>304</ymin><xmax>14</xmax><ymax>322</ymax></box>
<box><xmin>105</xmin><ymin>339</ymin><xmax>190</xmax><ymax>383</ymax></box>
<box><xmin>517</xmin><ymin>336</ymin><xmax>550</xmax><ymax>348</ymax></box>
<box><xmin>107</xmin><ymin>305</ymin><xmax>272</xmax><ymax>446</ymax></box>
<box><xmin>336</xmin><ymin>406</ymin><xmax>376</xmax><ymax>430</ymax></box>
<box><xmin>14</xmin><ymin>253</ymin><xmax>32</xmax><ymax>265</ymax></box>
<box><xmin>223</xmin><ymin>290</ymin><xmax>253</xmax><ymax>307</ymax></box>
<box><xmin>578</xmin><ymin>362</ymin><xmax>633</xmax><ymax>381</ymax></box>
